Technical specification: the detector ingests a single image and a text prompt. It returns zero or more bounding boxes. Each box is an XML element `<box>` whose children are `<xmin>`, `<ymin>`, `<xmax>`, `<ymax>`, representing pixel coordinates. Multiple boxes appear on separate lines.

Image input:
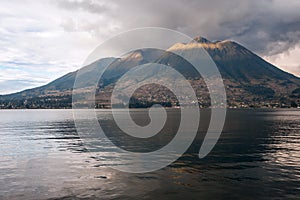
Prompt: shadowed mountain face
<box><xmin>0</xmin><ymin>37</ymin><xmax>299</xmax><ymax>108</ymax></box>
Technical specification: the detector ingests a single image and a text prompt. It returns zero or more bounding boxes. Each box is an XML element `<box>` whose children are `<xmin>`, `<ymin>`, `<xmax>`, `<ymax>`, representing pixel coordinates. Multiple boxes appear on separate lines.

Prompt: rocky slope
<box><xmin>1</xmin><ymin>37</ymin><xmax>299</xmax><ymax>108</ymax></box>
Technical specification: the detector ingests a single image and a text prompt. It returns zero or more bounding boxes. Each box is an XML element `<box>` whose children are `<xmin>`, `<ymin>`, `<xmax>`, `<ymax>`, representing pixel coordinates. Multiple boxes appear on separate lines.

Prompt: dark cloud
<box><xmin>57</xmin><ymin>0</ymin><xmax>300</xmax><ymax>56</ymax></box>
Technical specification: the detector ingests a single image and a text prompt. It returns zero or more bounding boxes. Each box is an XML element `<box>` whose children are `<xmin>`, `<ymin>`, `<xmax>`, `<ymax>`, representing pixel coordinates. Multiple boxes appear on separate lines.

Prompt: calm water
<box><xmin>0</xmin><ymin>109</ymin><xmax>299</xmax><ymax>199</ymax></box>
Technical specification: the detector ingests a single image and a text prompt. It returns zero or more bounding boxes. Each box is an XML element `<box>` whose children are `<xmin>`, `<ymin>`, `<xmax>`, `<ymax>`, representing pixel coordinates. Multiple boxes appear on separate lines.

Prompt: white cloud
<box><xmin>0</xmin><ymin>0</ymin><xmax>121</xmax><ymax>94</ymax></box>
<box><xmin>0</xmin><ymin>0</ymin><xmax>299</xmax><ymax>94</ymax></box>
<box><xmin>264</xmin><ymin>44</ymin><xmax>300</xmax><ymax>77</ymax></box>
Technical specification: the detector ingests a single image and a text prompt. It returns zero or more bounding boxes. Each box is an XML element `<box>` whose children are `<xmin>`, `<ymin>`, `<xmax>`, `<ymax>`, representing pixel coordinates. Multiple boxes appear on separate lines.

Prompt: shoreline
<box><xmin>0</xmin><ymin>107</ymin><xmax>299</xmax><ymax>110</ymax></box>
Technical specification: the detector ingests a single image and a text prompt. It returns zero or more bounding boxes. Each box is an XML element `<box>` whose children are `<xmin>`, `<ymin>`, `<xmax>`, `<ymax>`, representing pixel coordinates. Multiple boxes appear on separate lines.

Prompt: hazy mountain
<box><xmin>1</xmin><ymin>37</ymin><xmax>299</xmax><ymax>108</ymax></box>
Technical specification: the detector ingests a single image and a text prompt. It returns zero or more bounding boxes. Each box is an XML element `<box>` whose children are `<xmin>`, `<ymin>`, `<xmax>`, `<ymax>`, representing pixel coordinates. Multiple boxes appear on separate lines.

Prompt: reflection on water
<box><xmin>0</xmin><ymin>109</ymin><xmax>299</xmax><ymax>199</ymax></box>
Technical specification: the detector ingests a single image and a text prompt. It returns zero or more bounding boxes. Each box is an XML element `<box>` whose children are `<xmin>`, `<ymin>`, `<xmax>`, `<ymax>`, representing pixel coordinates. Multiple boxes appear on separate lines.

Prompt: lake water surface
<box><xmin>0</xmin><ymin>109</ymin><xmax>299</xmax><ymax>199</ymax></box>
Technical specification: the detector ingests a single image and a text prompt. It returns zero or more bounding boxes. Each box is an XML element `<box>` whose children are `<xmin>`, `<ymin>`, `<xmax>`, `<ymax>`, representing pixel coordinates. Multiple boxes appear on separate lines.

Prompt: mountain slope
<box><xmin>0</xmin><ymin>37</ymin><xmax>299</xmax><ymax>108</ymax></box>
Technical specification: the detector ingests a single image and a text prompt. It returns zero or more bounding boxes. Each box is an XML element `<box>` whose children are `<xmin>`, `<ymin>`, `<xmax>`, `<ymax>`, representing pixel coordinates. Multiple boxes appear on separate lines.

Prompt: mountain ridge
<box><xmin>1</xmin><ymin>37</ymin><xmax>300</xmax><ymax>108</ymax></box>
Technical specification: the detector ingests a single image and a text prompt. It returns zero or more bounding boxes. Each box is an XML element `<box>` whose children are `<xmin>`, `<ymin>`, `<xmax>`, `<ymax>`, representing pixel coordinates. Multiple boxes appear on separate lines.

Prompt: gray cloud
<box><xmin>57</xmin><ymin>0</ymin><xmax>300</xmax><ymax>56</ymax></box>
<box><xmin>56</xmin><ymin>0</ymin><xmax>109</xmax><ymax>14</ymax></box>
<box><xmin>1</xmin><ymin>0</ymin><xmax>299</xmax><ymax>94</ymax></box>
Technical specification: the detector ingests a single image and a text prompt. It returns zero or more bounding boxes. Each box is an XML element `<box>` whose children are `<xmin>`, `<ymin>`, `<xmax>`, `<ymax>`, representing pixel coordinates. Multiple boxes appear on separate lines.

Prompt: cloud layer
<box><xmin>0</xmin><ymin>0</ymin><xmax>299</xmax><ymax>94</ymax></box>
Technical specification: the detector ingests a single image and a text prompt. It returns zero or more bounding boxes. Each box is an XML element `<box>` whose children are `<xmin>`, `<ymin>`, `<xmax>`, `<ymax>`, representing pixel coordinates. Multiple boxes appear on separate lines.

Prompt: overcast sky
<box><xmin>0</xmin><ymin>0</ymin><xmax>299</xmax><ymax>94</ymax></box>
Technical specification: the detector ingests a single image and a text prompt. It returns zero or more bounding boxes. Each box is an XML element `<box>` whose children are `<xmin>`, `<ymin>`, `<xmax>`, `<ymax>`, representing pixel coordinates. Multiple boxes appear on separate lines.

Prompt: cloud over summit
<box><xmin>0</xmin><ymin>0</ymin><xmax>299</xmax><ymax>94</ymax></box>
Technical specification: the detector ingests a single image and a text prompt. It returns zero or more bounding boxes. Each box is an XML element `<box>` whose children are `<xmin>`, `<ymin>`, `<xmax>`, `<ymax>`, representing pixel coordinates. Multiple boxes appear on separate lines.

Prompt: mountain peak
<box><xmin>1</xmin><ymin>36</ymin><xmax>300</xmax><ymax>109</ymax></box>
<box><xmin>169</xmin><ymin>38</ymin><xmax>240</xmax><ymax>52</ymax></box>
<box><xmin>193</xmin><ymin>36</ymin><xmax>211</xmax><ymax>44</ymax></box>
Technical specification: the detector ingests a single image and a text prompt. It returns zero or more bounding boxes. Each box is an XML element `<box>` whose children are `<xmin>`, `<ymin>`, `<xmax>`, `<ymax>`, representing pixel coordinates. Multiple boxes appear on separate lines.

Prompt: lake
<box><xmin>0</xmin><ymin>109</ymin><xmax>299</xmax><ymax>199</ymax></box>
